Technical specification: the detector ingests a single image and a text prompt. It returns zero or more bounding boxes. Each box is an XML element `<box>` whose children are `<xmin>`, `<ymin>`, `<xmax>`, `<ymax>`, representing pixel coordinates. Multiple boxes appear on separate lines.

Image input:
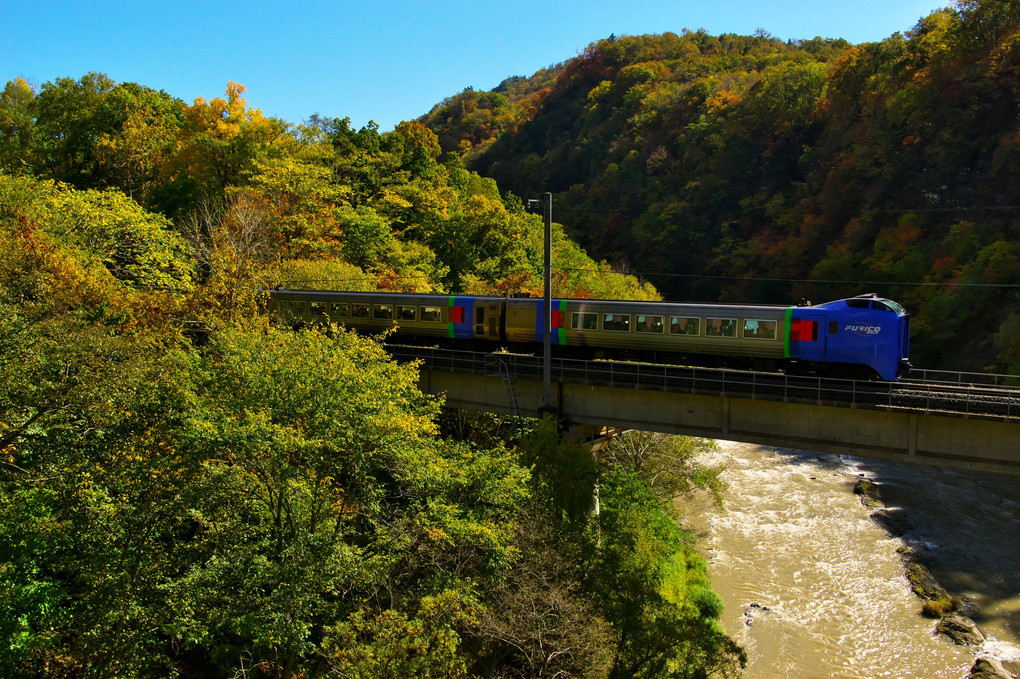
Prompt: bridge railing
<box><xmin>386</xmin><ymin>345</ymin><xmax>1020</xmax><ymax>421</ymax></box>
<box><xmin>389</xmin><ymin>346</ymin><xmax>491</xmax><ymax>375</ymax></box>
<box><xmin>901</xmin><ymin>368</ymin><xmax>1020</xmax><ymax>388</ymax></box>
<box><xmin>482</xmin><ymin>352</ymin><xmax>900</xmax><ymax>408</ymax></box>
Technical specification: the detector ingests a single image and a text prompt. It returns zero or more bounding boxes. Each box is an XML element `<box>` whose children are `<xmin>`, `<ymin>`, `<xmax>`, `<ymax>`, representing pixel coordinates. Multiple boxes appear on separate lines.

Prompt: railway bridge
<box><xmin>387</xmin><ymin>346</ymin><xmax>1020</xmax><ymax>476</ymax></box>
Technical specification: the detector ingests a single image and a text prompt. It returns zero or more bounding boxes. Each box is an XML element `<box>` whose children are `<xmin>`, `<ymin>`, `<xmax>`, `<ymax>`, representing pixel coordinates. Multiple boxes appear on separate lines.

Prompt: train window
<box><xmin>420</xmin><ymin>306</ymin><xmax>441</xmax><ymax>322</ymax></box>
<box><xmin>705</xmin><ymin>318</ymin><xmax>737</xmax><ymax>337</ymax></box>
<box><xmin>884</xmin><ymin>299</ymin><xmax>905</xmax><ymax>314</ymax></box>
<box><xmin>829</xmin><ymin>321</ymin><xmax>838</xmax><ymax>335</ymax></box>
<box><xmin>373</xmin><ymin>304</ymin><xmax>393</xmax><ymax>320</ymax></box>
<box><xmin>290</xmin><ymin>301</ymin><xmax>308</xmax><ymax>315</ymax></box>
<box><xmin>351</xmin><ymin>304</ymin><xmax>370</xmax><ymax>319</ymax></box>
<box><xmin>330</xmin><ymin>303</ymin><xmax>349</xmax><ymax>318</ymax></box>
<box><xmin>636</xmin><ymin>315</ymin><xmax>664</xmax><ymax>333</ymax></box>
<box><xmin>603</xmin><ymin>313</ymin><xmax>631</xmax><ymax>332</ymax></box>
<box><xmin>669</xmin><ymin>316</ymin><xmax>700</xmax><ymax>336</ymax></box>
<box><xmin>396</xmin><ymin>305</ymin><xmax>416</xmax><ymax>321</ymax></box>
<box><xmin>571</xmin><ymin>312</ymin><xmax>598</xmax><ymax>330</ymax></box>
<box><xmin>476</xmin><ymin>307</ymin><xmax>485</xmax><ymax>324</ymax></box>
<box><xmin>309</xmin><ymin>301</ymin><xmax>327</xmax><ymax>317</ymax></box>
<box><xmin>743</xmin><ymin>319</ymin><xmax>777</xmax><ymax>340</ymax></box>
<box><xmin>846</xmin><ymin>299</ymin><xmax>870</xmax><ymax>309</ymax></box>
<box><xmin>871</xmin><ymin>301</ymin><xmax>897</xmax><ymax>312</ymax></box>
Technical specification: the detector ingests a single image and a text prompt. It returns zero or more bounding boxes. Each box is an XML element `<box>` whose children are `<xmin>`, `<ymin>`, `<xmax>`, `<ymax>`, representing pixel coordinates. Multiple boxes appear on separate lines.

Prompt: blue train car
<box><xmin>787</xmin><ymin>295</ymin><xmax>910</xmax><ymax>380</ymax></box>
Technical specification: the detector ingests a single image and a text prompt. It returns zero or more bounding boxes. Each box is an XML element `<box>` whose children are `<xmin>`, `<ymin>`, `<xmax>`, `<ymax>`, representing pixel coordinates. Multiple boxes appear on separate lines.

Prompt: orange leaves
<box><xmin>705</xmin><ymin>90</ymin><xmax>741</xmax><ymax>116</ymax></box>
<box><xmin>930</xmin><ymin>255</ymin><xmax>959</xmax><ymax>281</ymax></box>
<box><xmin>874</xmin><ymin>219</ymin><xmax>923</xmax><ymax>258</ymax></box>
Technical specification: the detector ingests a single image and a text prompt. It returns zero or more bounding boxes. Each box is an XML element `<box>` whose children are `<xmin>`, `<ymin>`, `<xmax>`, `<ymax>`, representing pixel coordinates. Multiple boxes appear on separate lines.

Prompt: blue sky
<box><xmin>4</xmin><ymin>0</ymin><xmax>948</xmax><ymax>132</ymax></box>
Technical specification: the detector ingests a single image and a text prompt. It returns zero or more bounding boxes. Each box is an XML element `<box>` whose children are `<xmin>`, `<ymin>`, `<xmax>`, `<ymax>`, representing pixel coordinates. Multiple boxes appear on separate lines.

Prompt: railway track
<box><xmin>387</xmin><ymin>345</ymin><xmax>1020</xmax><ymax>421</ymax></box>
<box><xmin>891</xmin><ymin>380</ymin><xmax>1020</xmax><ymax>418</ymax></box>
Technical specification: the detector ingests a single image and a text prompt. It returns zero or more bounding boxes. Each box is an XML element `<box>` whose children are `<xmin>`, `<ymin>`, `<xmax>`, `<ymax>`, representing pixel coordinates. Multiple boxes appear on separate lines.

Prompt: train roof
<box><xmin>268</xmin><ymin>288</ymin><xmax>907</xmax><ymax>314</ymax></box>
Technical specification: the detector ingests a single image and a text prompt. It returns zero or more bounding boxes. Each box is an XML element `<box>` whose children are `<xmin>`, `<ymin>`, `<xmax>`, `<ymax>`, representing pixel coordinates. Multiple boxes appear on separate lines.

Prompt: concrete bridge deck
<box><xmin>389</xmin><ymin>346</ymin><xmax>1020</xmax><ymax>476</ymax></box>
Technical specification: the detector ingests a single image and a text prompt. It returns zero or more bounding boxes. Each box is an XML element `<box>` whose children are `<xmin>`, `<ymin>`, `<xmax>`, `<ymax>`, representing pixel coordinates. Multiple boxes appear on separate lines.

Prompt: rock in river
<box><xmin>854</xmin><ymin>478</ymin><xmax>885</xmax><ymax>508</ymax></box>
<box><xmin>937</xmin><ymin>613</ymin><xmax>985</xmax><ymax>646</ymax></box>
<box><xmin>968</xmin><ymin>656</ymin><xmax>1016</xmax><ymax>679</ymax></box>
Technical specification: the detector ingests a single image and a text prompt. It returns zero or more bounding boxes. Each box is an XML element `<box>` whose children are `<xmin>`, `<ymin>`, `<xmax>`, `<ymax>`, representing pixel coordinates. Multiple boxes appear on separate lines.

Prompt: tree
<box><xmin>0</xmin><ymin>78</ymin><xmax>37</xmax><ymax>174</ymax></box>
<box><xmin>0</xmin><ymin>198</ymin><xmax>198</xmax><ymax>677</ymax></box>
<box><xmin>385</xmin><ymin>121</ymin><xmax>442</xmax><ymax>179</ymax></box>
<box><xmin>241</xmin><ymin>156</ymin><xmax>349</xmax><ymax>258</ymax></box>
<box><xmin>33</xmin><ymin>74</ymin><xmax>183</xmax><ymax>197</ymax></box>
<box><xmin>162</xmin><ymin>82</ymin><xmax>285</xmax><ymax>211</ymax></box>
<box><xmin>93</xmin><ymin>98</ymin><xmax>182</xmax><ymax>202</ymax></box>
<box><xmin>169</xmin><ymin>321</ymin><xmax>528</xmax><ymax>676</ymax></box>
<box><xmin>33</xmin><ymin>72</ymin><xmax>121</xmax><ymax>186</ymax></box>
<box><xmin>600</xmin><ymin>432</ymin><xmax>725</xmax><ymax>506</ymax></box>
<box><xmin>592</xmin><ymin>470</ymin><xmax>745</xmax><ymax>679</ymax></box>
<box><xmin>176</xmin><ymin>193</ymin><xmax>278</xmax><ymax>320</ymax></box>
<box><xmin>1</xmin><ymin>173</ymin><xmax>194</xmax><ymax>291</ymax></box>
<box><xmin>469</xmin><ymin>509</ymin><xmax>617</xmax><ymax>679</ymax></box>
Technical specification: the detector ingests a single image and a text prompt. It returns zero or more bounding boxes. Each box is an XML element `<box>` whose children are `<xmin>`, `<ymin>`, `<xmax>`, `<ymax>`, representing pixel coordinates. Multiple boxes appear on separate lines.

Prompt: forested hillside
<box><xmin>3</xmin><ymin>1</ymin><xmax>1017</xmax><ymax>674</ymax></box>
<box><xmin>0</xmin><ymin>63</ymin><xmax>739</xmax><ymax>676</ymax></box>
<box><xmin>422</xmin><ymin>0</ymin><xmax>1020</xmax><ymax>371</ymax></box>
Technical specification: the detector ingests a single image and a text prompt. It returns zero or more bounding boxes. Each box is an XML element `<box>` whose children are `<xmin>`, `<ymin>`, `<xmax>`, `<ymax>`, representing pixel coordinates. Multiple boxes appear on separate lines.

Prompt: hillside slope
<box><xmin>423</xmin><ymin>1</ymin><xmax>1020</xmax><ymax>371</ymax></box>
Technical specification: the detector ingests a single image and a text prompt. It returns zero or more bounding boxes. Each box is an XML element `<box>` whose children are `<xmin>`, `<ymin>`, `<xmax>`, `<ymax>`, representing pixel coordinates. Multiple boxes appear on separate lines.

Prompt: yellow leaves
<box><xmin>376</xmin><ymin>188</ymin><xmax>413</xmax><ymax>213</ymax></box>
<box><xmin>909</xmin><ymin>9</ymin><xmax>959</xmax><ymax>66</ymax></box>
<box><xmin>225</xmin><ymin>81</ymin><xmax>247</xmax><ymax>117</ymax></box>
<box><xmin>5</xmin><ymin>76</ymin><xmax>33</xmax><ymax>99</ymax></box>
<box><xmin>587</xmin><ymin>80</ymin><xmax>613</xmax><ymax>105</ymax></box>
<box><xmin>183</xmin><ymin>81</ymin><xmax>272</xmax><ymax>137</ymax></box>
<box><xmin>173</xmin><ymin>81</ymin><xmax>280</xmax><ymax>195</ymax></box>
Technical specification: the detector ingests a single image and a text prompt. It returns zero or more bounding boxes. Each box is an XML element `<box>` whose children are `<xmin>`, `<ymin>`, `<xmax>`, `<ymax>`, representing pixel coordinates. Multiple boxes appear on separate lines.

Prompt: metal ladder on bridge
<box><xmin>496</xmin><ymin>357</ymin><xmax>521</xmax><ymax>418</ymax></box>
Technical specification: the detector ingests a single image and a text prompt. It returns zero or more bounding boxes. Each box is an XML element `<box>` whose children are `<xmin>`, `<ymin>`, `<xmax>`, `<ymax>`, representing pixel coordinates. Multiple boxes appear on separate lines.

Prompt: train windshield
<box><xmin>875</xmin><ymin>299</ymin><xmax>905</xmax><ymax>314</ymax></box>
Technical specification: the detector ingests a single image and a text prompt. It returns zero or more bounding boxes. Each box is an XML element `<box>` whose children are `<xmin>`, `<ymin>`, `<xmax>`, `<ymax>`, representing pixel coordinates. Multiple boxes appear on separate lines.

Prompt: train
<box><xmin>268</xmin><ymin>289</ymin><xmax>912</xmax><ymax>381</ymax></box>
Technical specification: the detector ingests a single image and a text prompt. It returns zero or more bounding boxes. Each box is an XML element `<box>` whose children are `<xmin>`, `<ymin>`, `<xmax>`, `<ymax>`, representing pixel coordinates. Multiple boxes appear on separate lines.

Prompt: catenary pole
<box><xmin>543</xmin><ymin>192</ymin><xmax>552</xmax><ymax>410</ymax></box>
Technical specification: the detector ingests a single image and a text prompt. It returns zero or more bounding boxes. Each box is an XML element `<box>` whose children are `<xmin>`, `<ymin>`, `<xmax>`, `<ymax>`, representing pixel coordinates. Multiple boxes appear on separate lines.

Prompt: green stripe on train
<box><xmin>447</xmin><ymin>294</ymin><xmax>456</xmax><ymax>338</ymax></box>
<box><xmin>783</xmin><ymin>307</ymin><xmax>793</xmax><ymax>358</ymax></box>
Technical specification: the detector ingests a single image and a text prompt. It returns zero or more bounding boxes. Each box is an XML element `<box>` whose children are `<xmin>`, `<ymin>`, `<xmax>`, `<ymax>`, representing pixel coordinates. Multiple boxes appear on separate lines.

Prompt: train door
<box><xmin>471</xmin><ymin>302</ymin><xmax>500</xmax><ymax>340</ymax></box>
<box><xmin>487</xmin><ymin>302</ymin><xmax>499</xmax><ymax>338</ymax></box>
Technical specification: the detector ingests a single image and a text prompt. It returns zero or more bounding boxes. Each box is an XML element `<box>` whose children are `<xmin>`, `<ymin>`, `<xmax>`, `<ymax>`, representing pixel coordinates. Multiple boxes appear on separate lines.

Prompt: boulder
<box><xmin>936</xmin><ymin>613</ymin><xmax>985</xmax><ymax>646</ymax></box>
<box><xmin>871</xmin><ymin>507</ymin><xmax>913</xmax><ymax>535</ymax></box>
<box><xmin>968</xmin><ymin>656</ymin><xmax>1016</xmax><ymax>679</ymax></box>
<box><xmin>854</xmin><ymin>478</ymin><xmax>884</xmax><ymax>508</ymax></box>
<box><xmin>905</xmin><ymin>560</ymin><xmax>951</xmax><ymax>602</ymax></box>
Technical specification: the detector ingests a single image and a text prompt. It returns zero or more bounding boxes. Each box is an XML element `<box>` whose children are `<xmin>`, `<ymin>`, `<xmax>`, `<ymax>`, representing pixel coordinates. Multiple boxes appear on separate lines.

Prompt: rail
<box><xmin>902</xmin><ymin>368</ymin><xmax>1020</xmax><ymax>388</ymax></box>
<box><xmin>386</xmin><ymin>345</ymin><xmax>1020</xmax><ymax>422</ymax></box>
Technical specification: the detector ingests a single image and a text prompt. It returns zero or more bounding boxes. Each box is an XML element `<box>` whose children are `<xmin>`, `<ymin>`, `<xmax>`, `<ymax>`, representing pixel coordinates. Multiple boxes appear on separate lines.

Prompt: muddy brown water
<box><xmin>684</xmin><ymin>441</ymin><xmax>1020</xmax><ymax>679</ymax></box>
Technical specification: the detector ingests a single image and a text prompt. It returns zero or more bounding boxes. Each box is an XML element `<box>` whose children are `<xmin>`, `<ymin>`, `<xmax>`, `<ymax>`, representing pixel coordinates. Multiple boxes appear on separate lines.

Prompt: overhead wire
<box><xmin>274</xmin><ymin>200</ymin><xmax>1020</xmax><ymax>291</ymax></box>
<box><xmin>277</xmin><ymin>266</ymin><xmax>1020</xmax><ymax>290</ymax></box>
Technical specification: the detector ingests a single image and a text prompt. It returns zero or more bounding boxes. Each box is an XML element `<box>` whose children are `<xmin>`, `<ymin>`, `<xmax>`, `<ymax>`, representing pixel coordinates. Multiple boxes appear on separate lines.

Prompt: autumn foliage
<box><xmin>425</xmin><ymin>2</ymin><xmax>1020</xmax><ymax>371</ymax></box>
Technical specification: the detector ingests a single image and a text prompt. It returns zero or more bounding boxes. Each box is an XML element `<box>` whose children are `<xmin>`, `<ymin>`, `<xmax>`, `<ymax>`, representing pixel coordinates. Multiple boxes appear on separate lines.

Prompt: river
<box><xmin>684</xmin><ymin>441</ymin><xmax>1020</xmax><ymax>679</ymax></box>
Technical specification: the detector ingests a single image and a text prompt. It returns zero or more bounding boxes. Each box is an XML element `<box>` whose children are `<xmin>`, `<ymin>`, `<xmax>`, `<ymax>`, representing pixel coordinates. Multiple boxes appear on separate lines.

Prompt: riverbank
<box><xmin>847</xmin><ymin>452</ymin><xmax>1020</xmax><ymax>677</ymax></box>
<box><xmin>684</xmin><ymin>442</ymin><xmax>1020</xmax><ymax>679</ymax></box>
